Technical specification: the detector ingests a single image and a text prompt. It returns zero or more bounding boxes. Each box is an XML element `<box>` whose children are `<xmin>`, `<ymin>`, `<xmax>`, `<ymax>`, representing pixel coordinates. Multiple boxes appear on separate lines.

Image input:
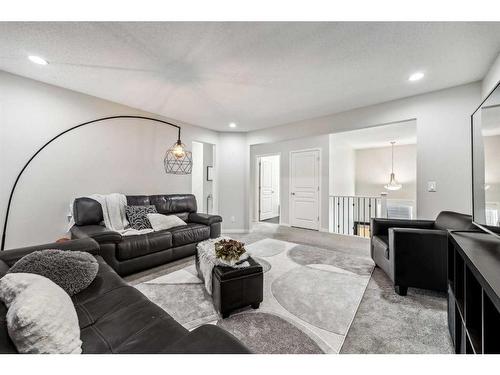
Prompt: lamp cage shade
<box><xmin>164</xmin><ymin>141</ymin><xmax>192</xmax><ymax>174</ymax></box>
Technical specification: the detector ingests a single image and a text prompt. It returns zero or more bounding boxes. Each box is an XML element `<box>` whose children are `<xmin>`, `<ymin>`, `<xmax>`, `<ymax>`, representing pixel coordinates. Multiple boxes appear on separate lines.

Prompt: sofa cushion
<box><xmin>73</xmin><ymin>197</ymin><xmax>104</xmax><ymax>226</ymax></box>
<box><xmin>140</xmin><ymin>195</ymin><xmax>195</xmax><ymax>221</ymax></box>
<box><xmin>71</xmin><ymin>256</ymin><xmax>188</xmax><ymax>353</ymax></box>
<box><xmin>0</xmin><ymin>301</ymin><xmax>17</xmax><ymax>353</ymax></box>
<box><xmin>0</xmin><ymin>260</ymin><xmax>9</xmax><ymax>278</ymax></box>
<box><xmin>126</xmin><ymin>195</ymin><xmax>151</xmax><ymax>206</ymax></box>
<box><xmin>434</xmin><ymin>211</ymin><xmax>474</xmax><ymax>231</ymax></box>
<box><xmin>116</xmin><ymin>231</ymin><xmax>173</xmax><ymax>261</ymax></box>
<box><xmin>372</xmin><ymin>235</ymin><xmax>389</xmax><ymax>260</ymax></box>
<box><xmin>169</xmin><ymin>223</ymin><xmax>210</xmax><ymax>247</ymax></box>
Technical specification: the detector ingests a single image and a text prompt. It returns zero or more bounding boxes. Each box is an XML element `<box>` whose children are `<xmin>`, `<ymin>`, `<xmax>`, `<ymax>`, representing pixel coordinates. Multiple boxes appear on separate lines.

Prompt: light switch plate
<box><xmin>427</xmin><ymin>181</ymin><xmax>437</xmax><ymax>192</ymax></box>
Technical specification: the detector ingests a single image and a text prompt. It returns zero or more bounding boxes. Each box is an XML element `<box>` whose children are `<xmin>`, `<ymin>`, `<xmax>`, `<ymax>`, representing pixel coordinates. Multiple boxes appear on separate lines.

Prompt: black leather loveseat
<box><xmin>71</xmin><ymin>194</ymin><xmax>221</xmax><ymax>276</ymax></box>
<box><xmin>371</xmin><ymin>211</ymin><xmax>475</xmax><ymax>295</ymax></box>
<box><xmin>0</xmin><ymin>238</ymin><xmax>250</xmax><ymax>354</ymax></box>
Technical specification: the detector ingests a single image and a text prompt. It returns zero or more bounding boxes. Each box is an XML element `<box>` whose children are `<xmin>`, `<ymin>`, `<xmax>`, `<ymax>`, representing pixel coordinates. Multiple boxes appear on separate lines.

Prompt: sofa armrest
<box><xmin>0</xmin><ymin>259</ymin><xmax>10</xmax><ymax>277</ymax></box>
<box><xmin>0</xmin><ymin>238</ymin><xmax>100</xmax><ymax>267</ymax></box>
<box><xmin>161</xmin><ymin>324</ymin><xmax>251</xmax><ymax>354</ymax></box>
<box><xmin>188</xmin><ymin>212</ymin><xmax>223</xmax><ymax>226</ymax></box>
<box><xmin>71</xmin><ymin>225</ymin><xmax>122</xmax><ymax>244</ymax></box>
<box><xmin>371</xmin><ymin>218</ymin><xmax>435</xmax><ymax>237</ymax></box>
<box><xmin>389</xmin><ymin>228</ymin><xmax>448</xmax><ymax>290</ymax></box>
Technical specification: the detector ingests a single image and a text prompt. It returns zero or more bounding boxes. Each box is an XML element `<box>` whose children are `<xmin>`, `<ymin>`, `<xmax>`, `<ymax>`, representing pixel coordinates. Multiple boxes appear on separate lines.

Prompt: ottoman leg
<box><xmin>251</xmin><ymin>303</ymin><xmax>260</xmax><ymax>309</ymax></box>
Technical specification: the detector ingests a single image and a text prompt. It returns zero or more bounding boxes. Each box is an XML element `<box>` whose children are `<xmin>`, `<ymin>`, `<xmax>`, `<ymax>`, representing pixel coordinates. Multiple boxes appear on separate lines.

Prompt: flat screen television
<box><xmin>472</xmin><ymin>80</ymin><xmax>500</xmax><ymax>237</ymax></box>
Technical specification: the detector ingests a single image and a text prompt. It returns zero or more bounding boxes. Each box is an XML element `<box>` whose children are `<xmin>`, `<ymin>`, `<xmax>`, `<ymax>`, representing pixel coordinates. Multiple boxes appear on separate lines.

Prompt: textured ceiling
<box><xmin>1</xmin><ymin>22</ymin><xmax>500</xmax><ymax>132</ymax></box>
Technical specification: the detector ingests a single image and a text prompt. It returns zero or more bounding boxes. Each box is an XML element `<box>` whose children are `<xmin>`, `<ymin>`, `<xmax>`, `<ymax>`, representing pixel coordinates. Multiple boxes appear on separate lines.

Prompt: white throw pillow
<box><xmin>147</xmin><ymin>213</ymin><xmax>187</xmax><ymax>231</ymax></box>
<box><xmin>0</xmin><ymin>273</ymin><xmax>82</xmax><ymax>354</ymax></box>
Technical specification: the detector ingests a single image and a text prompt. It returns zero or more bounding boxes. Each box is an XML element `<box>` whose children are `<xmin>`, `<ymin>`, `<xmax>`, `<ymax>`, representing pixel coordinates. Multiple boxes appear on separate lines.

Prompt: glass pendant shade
<box><xmin>171</xmin><ymin>140</ymin><xmax>186</xmax><ymax>159</ymax></box>
<box><xmin>384</xmin><ymin>141</ymin><xmax>402</xmax><ymax>191</ymax></box>
<box><xmin>385</xmin><ymin>172</ymin><xmax>402</xmax><ymax>191</ymax></box>
<box><xmin>164</xmin><ymin>139</ymin><xmax>192</xmax><ymax>175</ymax></box>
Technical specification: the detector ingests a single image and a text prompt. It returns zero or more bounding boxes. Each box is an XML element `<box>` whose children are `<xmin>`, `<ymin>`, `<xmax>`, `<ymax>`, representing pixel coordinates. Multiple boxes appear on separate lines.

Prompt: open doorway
<box><xmin>329</xmin><ymin>120</ymin><xmax>417</xmax><ymax>237</ymax></box>
<box><xmin>257</xmin><ymin>154</ymin><xmax>280</xmax><ymax>224</ymax></box>
<box><xmin>191</xmin><ymin>141</ymin><xmax>216</xmax><ymax>214</ymax></box>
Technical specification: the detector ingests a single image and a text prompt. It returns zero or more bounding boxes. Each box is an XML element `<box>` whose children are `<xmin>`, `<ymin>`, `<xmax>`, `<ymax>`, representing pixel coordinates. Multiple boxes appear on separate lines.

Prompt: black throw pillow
<box><xmin>125</xmin><ymin>205</ymin><xmax>158</xmax><ymax>230</ymax></box>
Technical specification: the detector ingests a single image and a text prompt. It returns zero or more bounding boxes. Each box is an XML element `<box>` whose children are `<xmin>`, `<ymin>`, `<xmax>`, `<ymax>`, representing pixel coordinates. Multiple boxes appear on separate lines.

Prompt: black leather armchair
<box><xmin>371</xmin><ymin>211</ymin><xmax>475</xmax><ymax>295</ymax></box>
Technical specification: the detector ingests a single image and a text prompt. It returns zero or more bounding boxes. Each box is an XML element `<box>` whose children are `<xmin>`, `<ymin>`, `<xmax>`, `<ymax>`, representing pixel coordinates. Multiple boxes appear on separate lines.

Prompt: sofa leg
<box><xmin>395</xmin><ymin>285</ymin><xmax>408</xmax><ymax>296</ymax></box>
<box><xmin>251</xmin><ymin>303</ymin><xmax>260</xmax><ymax>310</ymax></box>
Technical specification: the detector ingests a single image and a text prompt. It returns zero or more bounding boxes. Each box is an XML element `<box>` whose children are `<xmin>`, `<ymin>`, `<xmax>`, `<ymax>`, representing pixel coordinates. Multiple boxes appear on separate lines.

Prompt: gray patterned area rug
<box><xmin>134</xmin><ymin>238</ymin><xmax>374</xmax><ymax>354</ymax></box>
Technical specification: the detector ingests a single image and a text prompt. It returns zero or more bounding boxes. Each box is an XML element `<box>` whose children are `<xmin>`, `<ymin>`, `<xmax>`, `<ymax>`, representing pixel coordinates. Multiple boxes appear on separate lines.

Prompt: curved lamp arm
<box><xmin>1</xmin><ymin>115</ymin><xmax>183</xmax><ymax>250</ymax></box>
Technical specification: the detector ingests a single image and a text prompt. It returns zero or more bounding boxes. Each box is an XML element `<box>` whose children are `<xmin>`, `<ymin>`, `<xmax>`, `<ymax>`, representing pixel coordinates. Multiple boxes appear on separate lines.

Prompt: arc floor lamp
<box><xmin>1</xmin><ymin>115</ymin><xmax>192</xmax><ymax>251</ymax></box>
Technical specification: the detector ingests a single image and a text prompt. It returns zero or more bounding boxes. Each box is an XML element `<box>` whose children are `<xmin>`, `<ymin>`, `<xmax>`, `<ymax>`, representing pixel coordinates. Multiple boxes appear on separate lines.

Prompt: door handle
<box><xmin>291</xmin><ymin>192</ymin><xmax>295</xmax><ymax>195</ymax></box>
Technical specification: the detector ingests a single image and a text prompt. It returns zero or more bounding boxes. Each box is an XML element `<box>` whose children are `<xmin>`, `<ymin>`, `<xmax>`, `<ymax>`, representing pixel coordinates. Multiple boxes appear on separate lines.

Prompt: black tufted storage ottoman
<box><xmin>196</xmin><ymin>254</ymin><xmax>264</xmax><ymax>318</ymax></box>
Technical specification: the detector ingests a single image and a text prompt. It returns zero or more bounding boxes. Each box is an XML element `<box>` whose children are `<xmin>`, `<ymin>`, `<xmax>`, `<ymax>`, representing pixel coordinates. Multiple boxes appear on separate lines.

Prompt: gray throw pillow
<box><xmin>147</xmin><ymin>213</ymin><xmax>186</xmax><ymax>231</ymax></box>
<box><xmin>125</xmin><ymin>205</ymin><xmax>158</xmax><ymax>230</ymax></box>
<box><xmin>8</xmin><ymin>249</ymin><xmax>98</xmax><ymax>296</ymax></box>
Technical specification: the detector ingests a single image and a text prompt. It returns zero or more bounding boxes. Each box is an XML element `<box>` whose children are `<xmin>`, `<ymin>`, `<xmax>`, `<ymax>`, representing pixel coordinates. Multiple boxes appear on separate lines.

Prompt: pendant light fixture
<box><xmin>384</xmin><ymin>141</ymin><xmax>402</xmax><ymax>191</ymax></box>
<box><xmin>164</xmin><ymin>137</ymin><xmax>192</xmax><ymax>175</ymax></box>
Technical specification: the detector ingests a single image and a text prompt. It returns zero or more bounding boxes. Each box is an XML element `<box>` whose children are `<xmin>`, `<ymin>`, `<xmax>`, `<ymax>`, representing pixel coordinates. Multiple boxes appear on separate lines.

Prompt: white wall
<box><xmin>248</xmin><ymin>82</ymin><xmax>481</xmax><ymax>220</ymax></box>
<box><xmin>329</xmin><ymin>135</ymin><xmax>355</xmax><ymax>196</ymax></box>
<box><xmin>191</xmin><ymin>141</ymin><xmax>204</xmax><ymax>212</ymax></box>
<box><xmin>203</xmin><ymin>143</ymin><xmax>214</xmax><ymax>214</ymax></box>
<box><xmin>0</xmin><ymin>71</ymin><xmax>218</xmax><ymax>249</ymax></box>
<box><xmin>355</xmin><ymin>144</ymin><xmax>416</xmax><ymax>201</ymax></box>
<box><xmin>250</xmin><ymin>134</ymin><xmax>330</xmax><ymax>231</ymax></box>
<box><xmin>217</xmin><ymin>133</ymin><xmax>249</xmax><ymax>232</ymax></box>
<box><xmin>483</xmin><ymin>53</ymin><xmax>500</xmax><ymax>98</ymax></box>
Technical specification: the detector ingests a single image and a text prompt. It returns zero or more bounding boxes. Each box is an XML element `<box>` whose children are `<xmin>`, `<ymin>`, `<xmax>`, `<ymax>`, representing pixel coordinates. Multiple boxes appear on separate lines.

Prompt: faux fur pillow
<box><xmin>147</xmin><ymin>213</ymin><xmax>187</xmax><ymax>231</ymax></box>
<box><xmin>0</xmin><ymin>273</ymin><xmax>82</xmax><ymax>354</ymax></box>
<box><xmin>9</xmin><ymin>249</ymin><xmax>98</xmax><ymax>296</ymax></box>
<box><xmin>125</xmin><ymin>205</ymin><xmax>158</xmax><ymax>230</ymax></box>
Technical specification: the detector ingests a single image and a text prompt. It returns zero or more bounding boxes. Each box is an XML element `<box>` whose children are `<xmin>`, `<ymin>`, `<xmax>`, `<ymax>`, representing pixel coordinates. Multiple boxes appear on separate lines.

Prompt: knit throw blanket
<box><xmin>197</xmin><ymin>237</ymin><xmax>250</xmax><ymax>295</ymax></box>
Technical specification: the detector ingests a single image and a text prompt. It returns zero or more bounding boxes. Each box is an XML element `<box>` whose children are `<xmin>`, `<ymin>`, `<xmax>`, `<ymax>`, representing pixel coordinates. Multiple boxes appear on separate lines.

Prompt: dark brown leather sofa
<box><xmin>70</xmin><ymin>194</ymin><xmax>221</xmax><ymax>276</ymax></box>
<box><xmin>371</xmin><ymin>211</ymin><xmax>476</xmax><ymax>296</ymax></box>
<box><xmin>0</xmin><ymin>238</ymin><xmax>250</xmax><ymax>354</ymax></box>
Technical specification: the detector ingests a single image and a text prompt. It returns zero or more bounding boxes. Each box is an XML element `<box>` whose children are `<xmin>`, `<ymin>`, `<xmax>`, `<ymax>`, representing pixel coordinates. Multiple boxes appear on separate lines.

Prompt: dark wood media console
<box><xmin>448</xmin><ymin>231</ymin><xmax>500</xmax><ymax>354</ymax></box>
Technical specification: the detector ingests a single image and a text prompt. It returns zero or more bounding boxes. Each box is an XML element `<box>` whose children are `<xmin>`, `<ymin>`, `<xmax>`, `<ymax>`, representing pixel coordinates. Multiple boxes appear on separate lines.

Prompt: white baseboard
<box><xmin>276</xmin><ymin>223</ymin><xmax>329</xmax><ymax>232</ymax></box>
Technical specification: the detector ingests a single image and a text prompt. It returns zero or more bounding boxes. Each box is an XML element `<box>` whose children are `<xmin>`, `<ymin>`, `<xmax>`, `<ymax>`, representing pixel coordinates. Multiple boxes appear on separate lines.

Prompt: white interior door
<box><xmin>290</xmin><ymin>149</ymin><xmax>320</xmax><ymax>230</ymax></box>
<box><xmin>259</xmin><ymin>155</ymin><xmax>280</xmax><ymax>221</ymax></box>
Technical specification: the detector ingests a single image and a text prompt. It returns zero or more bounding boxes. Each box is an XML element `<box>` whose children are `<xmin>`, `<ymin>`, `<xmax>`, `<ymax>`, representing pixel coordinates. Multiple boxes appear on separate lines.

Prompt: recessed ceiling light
<box><xmin>408</xmin><ymin>72</ymin><xmax>424</xmax><ymax>82</ymax></box>
<box><xmin>229</xmin><ymin>122</ymin><xmax>237</xmax><ymax>128</ymax></box>
<box><xmin>28</xmin><ymin>55</ymin><xmax>48</xmax><ymax>65</ymax></box>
